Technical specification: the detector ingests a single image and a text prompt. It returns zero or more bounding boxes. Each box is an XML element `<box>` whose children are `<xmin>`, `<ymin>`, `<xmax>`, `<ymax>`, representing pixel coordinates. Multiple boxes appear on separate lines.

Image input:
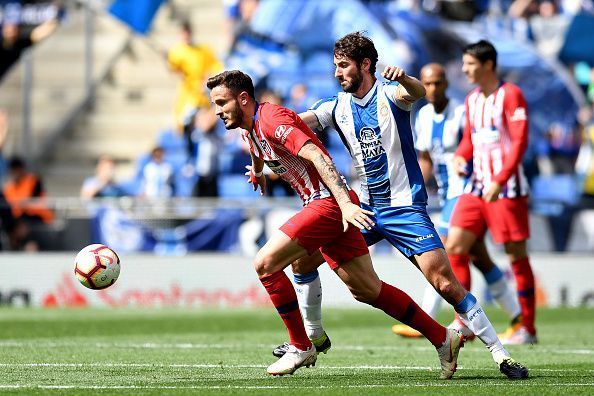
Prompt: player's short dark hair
<box><xmin>463</xmin><ymin>40</ymin><xmax>497</xmax><ymax>70</ymax></box>
<box><xmin>334</xmin><ymin>32</ymin><xmax>378</xmax><ymax>74</ymax></box>
<box><xmin>206</xmin><ymin>70</ymin><xmax>256</xmax><ymax>99</ymax></box>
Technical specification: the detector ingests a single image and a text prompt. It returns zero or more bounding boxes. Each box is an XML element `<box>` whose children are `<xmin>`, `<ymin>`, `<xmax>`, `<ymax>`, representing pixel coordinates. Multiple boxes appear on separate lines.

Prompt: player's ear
<box><xmin>239</xmin><ymin>91</ymin><xmax>249</xmax><ymax>106</ymax></box>
<box><xmin>361</xmin><ymin>58</ymin><xmax>371</xmax><ymax>72</ymax></box>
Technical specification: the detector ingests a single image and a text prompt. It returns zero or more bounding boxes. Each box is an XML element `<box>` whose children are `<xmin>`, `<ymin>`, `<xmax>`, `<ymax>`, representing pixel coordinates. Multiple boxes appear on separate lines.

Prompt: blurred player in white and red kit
<box><xmin>207</xmin><ymin>70</ymin><xmax>463</xmax><ymax>378</ymax></box>
<box><xmin>448</xmin><ymin>40</ymin><xmax>537</xmax><ymax>345</ymax></box>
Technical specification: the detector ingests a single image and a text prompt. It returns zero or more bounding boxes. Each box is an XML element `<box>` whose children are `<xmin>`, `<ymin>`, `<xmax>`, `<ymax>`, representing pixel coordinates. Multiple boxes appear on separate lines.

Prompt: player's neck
<box><xmin>242</xmin><ymin>102</ymin><xmax>258</xmax><ymax>131</ymax></box>
<box><xmin>479</xmin><ymin>74</ymin><xmax>500</xmax><ymax>97</ymax></box>
<box><xmin>433</xmin><ymin>98</ymin><xmax>448</xmax><ymax>114</ymax></box>
<box><xmin>353</xmin><ymin>77</ymin><xmax>376</xmax><ymax>99</ymax></box>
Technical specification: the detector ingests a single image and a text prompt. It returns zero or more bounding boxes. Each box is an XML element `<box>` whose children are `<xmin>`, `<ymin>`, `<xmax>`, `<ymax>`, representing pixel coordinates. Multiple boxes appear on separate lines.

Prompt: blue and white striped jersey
<box><xmin>414</xmin><ymin>100</ymin><xmax>466</xmax><ymax>202</ymax></box>
<box><xmin>310</xmin><ymin>80</ymin><xmax>427</xmax><ymax>207</ymax></box>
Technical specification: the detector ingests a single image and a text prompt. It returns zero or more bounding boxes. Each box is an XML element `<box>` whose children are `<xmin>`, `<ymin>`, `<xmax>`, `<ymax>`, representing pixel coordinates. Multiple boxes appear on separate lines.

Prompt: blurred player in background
<box><xmin>208</xmin><ymin>70</ymin><xmax>463</xmax><ymax>379</ymax></box>
<box><xmin>274</xmin><ymin>32</ymin><xmax>528</xmax><ymax>379</ymax></box>
<box><xmin>447</xmin><ymin>40</ymin><xmax>537</xmax><ymax>345</ymax></box>
<box><xmin>168</xmin><ymin>20</ymin><xmax>222</xmax><ymax>133</ymax></box>
<box><xmin>393</xmin><ymin>63</ymin><xmax>522</xmax><ymax>339</ymax></box>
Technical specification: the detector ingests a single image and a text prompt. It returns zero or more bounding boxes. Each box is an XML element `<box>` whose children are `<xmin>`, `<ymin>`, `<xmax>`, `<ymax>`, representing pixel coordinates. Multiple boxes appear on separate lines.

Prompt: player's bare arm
<box><xmin>418</xmin><ymin>151</ymin><xmax>434</xmax><ymax>184</ymax></box>
<box><xmin>298</xmin><ymin>142</ymin><xmax>374</xmax><ymax>231</ymax></box>
<box><xmin>298</xmin><ymin>111</ymin><xmax>322</xmax><ymax>131</ymax></box>
<box><xmin>381</xmin><ymin>66</ymin><xmax>426</xmax><ymax>104</ymax></box>
<box><xmin>244</xmin><ymin>152</ymin><xmax>266</xmax><ymax>195</ymax></box>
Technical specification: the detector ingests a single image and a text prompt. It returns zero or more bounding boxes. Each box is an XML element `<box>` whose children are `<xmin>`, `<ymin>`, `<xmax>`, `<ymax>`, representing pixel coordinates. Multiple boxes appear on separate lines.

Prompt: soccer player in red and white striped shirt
<box><xmin>448</xmin><ymin>40</ymin><xmax>537</xmax><ymax>345</ymax></box>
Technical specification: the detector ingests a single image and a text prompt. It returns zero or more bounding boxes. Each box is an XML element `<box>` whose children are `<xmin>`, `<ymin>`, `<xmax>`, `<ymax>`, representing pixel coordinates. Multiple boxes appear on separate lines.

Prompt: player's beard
<box><xmin>223</xmin><ymin>102</ymin><xmax>244</xmax><ymax>129</ymax></box>
<box><xmin>341</xmin><ymin>68</ymin><xmax>364</xmax><ymax>94</ymax></box>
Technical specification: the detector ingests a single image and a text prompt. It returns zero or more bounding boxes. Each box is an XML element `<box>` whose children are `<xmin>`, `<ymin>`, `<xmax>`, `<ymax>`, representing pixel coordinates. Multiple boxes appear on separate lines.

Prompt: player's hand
<box><xmin>453</xmin><ymin>156</ymin><xmax>468</xmax><ymax>177</ymax></box>
<box><xmin>245</xmin><ymin>165</ymin><xmax>266</xmax><ymax>196</ymax></box>
<box><xmin>340</xmin><ymin>202</ymin><xmax>375</xmax><ymax>232</ymax></box>
<box><xmin>381</xmin><ymin>66</ymin><xmax>406</xmax><ymax>82</ymax></box>
<box><xmin>483</xmin><ymin>182</ymin><xmax>502</xmax><ymax>202</ymax></box>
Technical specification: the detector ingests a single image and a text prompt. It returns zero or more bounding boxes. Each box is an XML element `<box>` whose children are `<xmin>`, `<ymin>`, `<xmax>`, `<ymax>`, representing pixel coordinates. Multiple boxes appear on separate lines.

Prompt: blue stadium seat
<box><xmin>219</xmin><ymin>174</ymin><xmax>259</xmax><ymax>199</ymax></box>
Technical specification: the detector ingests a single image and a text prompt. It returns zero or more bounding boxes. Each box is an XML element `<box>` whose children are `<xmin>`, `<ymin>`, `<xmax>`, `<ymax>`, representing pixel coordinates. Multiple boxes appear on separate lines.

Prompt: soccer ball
<box><xmin>74</xmin><ymin>244</ymin><xmax>121</xmax><ymax>290</ymax></box>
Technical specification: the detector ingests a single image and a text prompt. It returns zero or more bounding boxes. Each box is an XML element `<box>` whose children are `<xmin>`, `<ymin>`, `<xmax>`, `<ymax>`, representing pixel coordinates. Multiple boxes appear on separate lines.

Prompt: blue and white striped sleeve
<box><xmin>308</xmin><ymin>97</ymin><xmax>337</xmax><ymax>130</ymax></box>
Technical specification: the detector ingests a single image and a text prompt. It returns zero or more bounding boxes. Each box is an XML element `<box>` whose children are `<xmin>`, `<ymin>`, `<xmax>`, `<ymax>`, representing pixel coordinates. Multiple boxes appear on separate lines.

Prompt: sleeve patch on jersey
<box><xmin>274</xmin><ymin>125</ymin><xmax>294</xmax><ymax>143</ymax></box>
<box><xmin>510</xmin><ymin>107</ymin><xmax>527</xmax><ymax>122</ymax></box>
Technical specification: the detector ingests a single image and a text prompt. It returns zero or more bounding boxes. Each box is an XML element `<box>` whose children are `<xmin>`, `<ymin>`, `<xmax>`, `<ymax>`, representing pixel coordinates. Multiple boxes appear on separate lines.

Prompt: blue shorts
<box><xmin>437</xmin><ymin>197</ymin><xmax>459</xmax><ymax>237</ymax></box>
<box><xmin>361</xmin><ymin>203</ymin><xmax>444</xmax><ymax>258</ymax></box>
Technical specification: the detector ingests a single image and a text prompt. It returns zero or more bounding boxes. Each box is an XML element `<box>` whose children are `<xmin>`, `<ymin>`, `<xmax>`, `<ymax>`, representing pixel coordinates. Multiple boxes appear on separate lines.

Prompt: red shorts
<box><xmin>450</xmin><ymin>193</ymin><xmax>530</xmax><ymax>244</ymax></box>
<box><xmin>279</xmin><ymin>190</ymin><xmax>369</xmax><ymax>270</ymax></box>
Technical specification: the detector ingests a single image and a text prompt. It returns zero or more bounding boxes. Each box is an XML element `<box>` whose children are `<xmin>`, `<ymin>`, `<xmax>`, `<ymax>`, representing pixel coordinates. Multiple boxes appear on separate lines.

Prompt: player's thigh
<box><xmin>485</xmin><ymin>197</ymin><xmax>530</xmax><ymax>245</ymax></box>
<box><xmin>255</xmin><ymin>230</ymin><xmax>309</xmax><ymax>276</ymax></box>
<box><xmin>447</xmin><ymin>194</ymin><xmax>486</xmax><ymax>254</ymax></box>
<box><xmin>332</xmin><ymin>253</ymin><xmax>382</xmax><ymax>303</ymax></box>
<box><xmin>374</xmin><ymin>205</ymin><xmax>443</xmax><ymax>258</ymax></box>
<box><xmin>291</xmin><ymin>250</ymin><xmax>325</xmax><ymax>274</ymax></box>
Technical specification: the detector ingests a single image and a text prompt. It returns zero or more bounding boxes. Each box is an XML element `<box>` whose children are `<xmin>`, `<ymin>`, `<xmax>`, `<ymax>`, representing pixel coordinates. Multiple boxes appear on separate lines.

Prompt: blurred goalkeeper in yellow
<box><xmin>168</xmin><ymin>20</ymin><xmax>223</xmax><ymax>131</ymax></box>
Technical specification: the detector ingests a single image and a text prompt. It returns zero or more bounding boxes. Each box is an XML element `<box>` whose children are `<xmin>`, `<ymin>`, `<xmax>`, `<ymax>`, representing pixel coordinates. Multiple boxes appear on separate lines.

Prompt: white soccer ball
<box><xmin>74</xmin><ymin>244</ymin><xmax>121</xmax><ymax>290</ymax></box>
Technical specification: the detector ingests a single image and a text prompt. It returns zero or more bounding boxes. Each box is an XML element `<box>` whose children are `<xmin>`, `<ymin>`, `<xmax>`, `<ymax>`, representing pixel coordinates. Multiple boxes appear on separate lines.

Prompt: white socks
<box><xmin>488</xmin><ymin>277</ymin><xmax>522</xmax><ymax>320</ymax></box>
<box><xmin>421</xmin><ymin>284</ymin><xmax>443</xmax><ymax>319</ymax></box>
<box><xmin>455</xmin><ymin>292</ymin><xmax>510</xmax><ymax>364</ymax></box>
<box><xmin>293</xmin><ymin>270</ymin><xmax>324</xmax><ymax>339</ymax></box>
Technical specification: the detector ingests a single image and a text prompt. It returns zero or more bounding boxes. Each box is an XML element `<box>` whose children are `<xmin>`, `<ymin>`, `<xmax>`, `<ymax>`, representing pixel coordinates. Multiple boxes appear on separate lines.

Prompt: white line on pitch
<box><xmin>0</xmin><ymin>341</ymin><xmax>591</xmax><ymax>355</ymax></box>
<box><xmin>0</xmin><ymin>384</ymin><xmax>592</xmax><ymax>390</ymax></box>
<box><xmin>0</xmin><ymin>363</ymin><xmax>591</xmax><ymax>373</ymax></box>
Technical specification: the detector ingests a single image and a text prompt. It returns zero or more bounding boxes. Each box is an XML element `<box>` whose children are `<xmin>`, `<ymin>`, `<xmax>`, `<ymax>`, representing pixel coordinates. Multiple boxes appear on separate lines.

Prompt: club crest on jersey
<box><xmin>358</xmin><ymin>127</ymin><xmax>385</xmax><ymax>160</ymax></box>
<box><xmin>274</xmin><ymin>125</ymin><xmax>293</xmax><ymax>143</ymax></box>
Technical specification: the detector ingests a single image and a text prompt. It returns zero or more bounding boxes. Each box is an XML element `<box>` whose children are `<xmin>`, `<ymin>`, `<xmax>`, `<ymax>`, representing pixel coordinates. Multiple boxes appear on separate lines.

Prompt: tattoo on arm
<box><xmin>300</xmin><ymin>143</ymin><xmax>350</xmax><ymax>206</ymax></box>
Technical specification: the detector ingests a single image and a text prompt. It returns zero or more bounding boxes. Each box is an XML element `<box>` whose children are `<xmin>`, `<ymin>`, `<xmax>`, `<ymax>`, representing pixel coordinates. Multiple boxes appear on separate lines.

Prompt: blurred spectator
<box><xmin>576</xmin><ymin>104</ymin><xmax>594</xmax><ymax>204</ymax></box>
<box><xmin>530</xmin><ymin>1</ymin><xmax>571</xmax><ymax>60</ymax></box>
<box><xmin>140</xmin><ymin>147</ymin><xmax>174</xmax><ymax>198</ymax></box>
<box><xmin>0</xmin><ymin>6</ymin><xmax>61</xmax><ymax>81</ymax></box>
<box><xmin>189</xmin><ymin>107</ymin><xmax>221</xmax><ymax>197</ymax></box>
<box><xmin>80</xmin><ymin>155</ymin><xmax>126</xmax><ymax>198</ymax></box>
<box><xmin>0</xmin><ymin>110</ymin><xmax>7</xmax><ymax>185</ymax></box>
<box><xmin>168</xmin><ymin>20</ymin><xmax>223</xmax><ymax>132</ymax></box>
<box><xmin>0</xmin><ymin>191</ymin><xmax>15</xmax><ymax>250</ymax></box>
<box><xmin>2</xmin><ymin>156</ymin><xmax>54</xmax><ymax>251</ymax></box>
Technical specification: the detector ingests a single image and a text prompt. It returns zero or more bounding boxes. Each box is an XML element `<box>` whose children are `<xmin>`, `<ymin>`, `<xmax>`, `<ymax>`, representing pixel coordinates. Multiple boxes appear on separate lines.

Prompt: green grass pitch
<box><xmin>0</xmin><ymin>307</ymin><xmax>592</xmax><ymax>395</ymax></box>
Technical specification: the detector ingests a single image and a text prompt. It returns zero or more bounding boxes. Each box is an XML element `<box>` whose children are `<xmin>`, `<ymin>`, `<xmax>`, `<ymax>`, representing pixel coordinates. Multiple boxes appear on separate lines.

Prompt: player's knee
<box><xmin>435</xmin><ymin>278</ymin><xmax>455</xmax><ymax>297</ymax></box>
<box><xmin>254</xmin><ymin>253</ymin><xmax>278</xmax><ymax>277</ymax></box>
<box><xmin>445</xmin><ymin>241</ymin><xmax>467</xmax><ymax>255</ymax></box>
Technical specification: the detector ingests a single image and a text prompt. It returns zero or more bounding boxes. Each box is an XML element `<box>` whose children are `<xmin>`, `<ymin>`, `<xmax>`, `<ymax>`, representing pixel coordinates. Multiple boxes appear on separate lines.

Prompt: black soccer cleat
<box><xmin>499</xmin><ymin>357</ymin><xmax>529</xmax><ymax>380</ymax></box>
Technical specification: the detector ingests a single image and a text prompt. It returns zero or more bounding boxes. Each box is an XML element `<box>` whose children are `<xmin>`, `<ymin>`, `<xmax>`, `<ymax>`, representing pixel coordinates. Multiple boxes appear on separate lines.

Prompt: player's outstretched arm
<box><xmin>381</xmin><ymin>66</ymin><xmax>426</xmax><ymax>104</ymax></box>
<box><xmin>245</xmin><ymin>152</ymin><xmax>266</xmax><ymax>196</ymax></box>
<box><xmin>298</xmin><ymin>111</ymin><xmax>322</xmax><ymax>131</ymax></box>
<box><xmin>298</xmin><ymin>142</ymin><xmax>374</xmax><ymax>231</ymax></box>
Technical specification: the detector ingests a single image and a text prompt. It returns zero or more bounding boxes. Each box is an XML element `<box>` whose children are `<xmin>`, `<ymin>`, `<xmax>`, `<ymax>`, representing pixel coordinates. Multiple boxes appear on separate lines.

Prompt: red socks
<box><xmin>448</xmin><ymin>253</ymin><xmax>471</xmax><ymax>290</ymax></box>
<box><xmin>511</xmin><ymin>257</ymin><xmax>536</xmax><ymax>335</ymax></box>
<box><xmin>260</xmin><ymin>271</ymin><xmax>312</xmax><ymax>350</ymax></box>
<box><xmin>372</xmin><ymin>282</ymin><xmax>446</xmax><ymax>347</ymax></box>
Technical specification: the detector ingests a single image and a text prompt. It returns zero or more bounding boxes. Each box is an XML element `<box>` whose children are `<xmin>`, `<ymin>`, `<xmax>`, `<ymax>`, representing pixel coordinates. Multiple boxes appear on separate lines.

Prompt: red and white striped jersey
<box><xmin>456</xmin><ymin>81</ymin><xmax>530</xmax><ymax>199</ymax></box>
<box><xmin>242</xmin><ymin>102</ymin><xmax>343</xmax><ymax>205</ymax></box>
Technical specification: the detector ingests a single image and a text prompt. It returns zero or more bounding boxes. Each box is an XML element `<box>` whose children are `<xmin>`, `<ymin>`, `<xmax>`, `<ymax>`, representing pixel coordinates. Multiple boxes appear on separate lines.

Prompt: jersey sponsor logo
<box><xmin>338</xmin><ymin>114</ymin><xmax>349</xmax><ymax>125</ymax></box>
<box><xmin>274</xmin><ymin>125</ymin><xmax>293</xmax><ymax>143</ymax></box>
<box><xmin>265</xmin><ymin>160</ymin><xmax>288</xmax><ymax>174</ymax></box>
<box><xmin>358</xmin><ymin>127</ymin><xmax>385</xmax><ymax>160</ymax></box>
<box><xmin>259</xmin><ymin>139</ymin><xmax>273</xmax><ymax>157</ymax></box>
<box><xmin>510</xmin><ymin>107</ymin><xmax>527</xmax><ymax>122</ymax></box>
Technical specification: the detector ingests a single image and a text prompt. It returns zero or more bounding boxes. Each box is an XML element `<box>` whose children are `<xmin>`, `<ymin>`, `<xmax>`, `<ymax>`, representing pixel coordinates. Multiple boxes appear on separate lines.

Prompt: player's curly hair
<box><xmin>206</xmin><ymin>70</ymin><xmax>256</xmax><ymax>99</ymax></box>
<box><xmin>463</xmin><ymin>40</ymin><xmax>498</xmax><ymax>70</ymax></box>
<box><xmin>334</xmin><ymin>32</ymin><xmax>378</xmax><ymax>74</ymax></box>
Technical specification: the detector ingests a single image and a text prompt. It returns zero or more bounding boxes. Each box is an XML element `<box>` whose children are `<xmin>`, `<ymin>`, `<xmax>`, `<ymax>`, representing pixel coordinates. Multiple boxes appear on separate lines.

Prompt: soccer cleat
<box><xmin>391</xmin><ymin>324</ymin><xmax>423</xmax><ymax>338</ymax></box>
<box><xmin>498</xmin><ymin>315</ymin><xmax>522</xmax><ymax>341</ymax></box>
<box><xmin>448</xmin><ymin>319</ymin><xmax>476</xmax><ymax>341</ymax></box>
<box><xmin>501</xmin><ymin>326</ymin><xmax>538</xmax><ymax>345</ymax></box>
<box><xmin>499</xmin><ymin>357</ymin><xmax>529</xmax><ymax>380</ymax></box>
<box><xmin>267</xmin><ymin>344</ymin><xmax>317</xmax><ymax>376</ymax></box>
<box><xmin>272</xmin><ymin>332</ymin><xmax>331</xmax><ymax>358</ymax></box>
<box><xmin>436</xmin><ymin>328</ymin><xmax>464</xmax><ymax>379</ymax></box>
